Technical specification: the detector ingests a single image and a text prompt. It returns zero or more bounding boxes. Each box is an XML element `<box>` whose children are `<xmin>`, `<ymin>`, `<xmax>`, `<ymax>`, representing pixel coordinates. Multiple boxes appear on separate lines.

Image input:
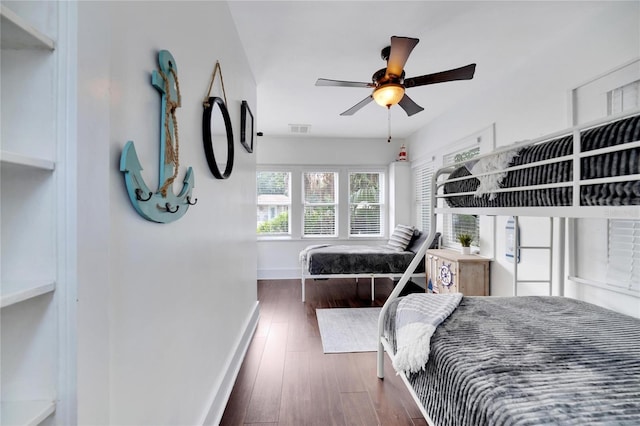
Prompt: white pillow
<box><xmin>387</xmin><ymin>224</ymin><xmax>415</xmax><ymax>251</ymax></box>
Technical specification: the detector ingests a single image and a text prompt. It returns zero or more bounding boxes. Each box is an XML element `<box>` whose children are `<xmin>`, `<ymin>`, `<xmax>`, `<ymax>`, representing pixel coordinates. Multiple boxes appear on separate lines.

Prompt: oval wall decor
<box><xmin>202</xmin><ymin>96</ymin><xmax>234</xmax><ymax>179</ymax></box>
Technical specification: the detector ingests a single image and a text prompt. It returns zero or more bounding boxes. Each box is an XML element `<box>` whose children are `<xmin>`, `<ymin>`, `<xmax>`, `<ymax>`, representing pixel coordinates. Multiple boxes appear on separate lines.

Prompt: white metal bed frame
<box><xmin>300</xmin><ymin>269</ymin><xmax>426</xmax><ymax>302</ymax></box>
<box><xmin>376</xmin><ymin>108</ymin><xmax>640</xmax><ymax>425</ymax></box>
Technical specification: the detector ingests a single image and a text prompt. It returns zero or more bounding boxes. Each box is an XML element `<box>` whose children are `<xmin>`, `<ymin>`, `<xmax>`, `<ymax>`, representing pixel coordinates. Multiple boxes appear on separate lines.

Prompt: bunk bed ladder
<box><xmin>512</xmin><ymin>216</ymin><xmax>554</xmax><ymax>296</ymax></box>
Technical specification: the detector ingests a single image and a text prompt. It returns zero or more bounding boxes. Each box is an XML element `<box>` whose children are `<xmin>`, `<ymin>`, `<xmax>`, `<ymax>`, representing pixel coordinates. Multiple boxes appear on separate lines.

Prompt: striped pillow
<box><xmin>387</xmin><ymin>224</ymin><xmax>415</xmax><ymax>251</ymax></box>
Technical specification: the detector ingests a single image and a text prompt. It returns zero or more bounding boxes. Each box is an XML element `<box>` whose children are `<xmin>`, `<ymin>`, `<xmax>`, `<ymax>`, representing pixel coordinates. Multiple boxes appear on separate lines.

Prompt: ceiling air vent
<box><xmin>289</xmin><ymin>124</ymin><xmax>311</xmax><ymax>134</ymax></box>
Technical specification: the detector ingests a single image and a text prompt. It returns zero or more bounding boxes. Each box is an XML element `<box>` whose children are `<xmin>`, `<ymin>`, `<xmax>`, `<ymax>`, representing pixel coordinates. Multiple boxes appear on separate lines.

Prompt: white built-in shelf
<box><xmin>0</xmin><ymin>5</ymin><xmax>55</xmax><ymax>51</ymax></box>
<box><xmin>1</xmin><ymin>400</ymin><xmax>56</xmax><ymax>426</ymax></box>
<box><xmin>1</xmin><ymin>281</ymin><xmax>56</xmax><ymax>309</ymax></box>
<box><xmin>0</xmin><ymin>151</ymin><xmax>55</xmax><ymax>171</ymax></box>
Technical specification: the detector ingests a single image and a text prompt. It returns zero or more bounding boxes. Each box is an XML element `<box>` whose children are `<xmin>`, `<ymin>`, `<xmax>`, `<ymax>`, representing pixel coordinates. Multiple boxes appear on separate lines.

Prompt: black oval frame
<box><xmin>202</xmin><ymin>96</ymin><xmax>234</xmax><ymax>179</ymax></box>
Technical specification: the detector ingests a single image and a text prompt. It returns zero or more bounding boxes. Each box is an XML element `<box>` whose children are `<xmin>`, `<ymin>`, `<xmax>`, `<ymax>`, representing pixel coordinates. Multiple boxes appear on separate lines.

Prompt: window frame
<box><xmin>348</xmin><ymin>171</ymin><xmax>385</xmax><ymax>238</ymax></box>
<box><xmin>413</xmin><ymin>160</ymin><xmax>434</xmax><ymax>234</ymax></box>
<box><xmin>256</xmin><ymin>170</ymin><xmax>292</xmax><ymax>237</ymax></box>
<box><xmin>442</xmin><ymin>145</ymin><xmax>481</xmax><ymax>249</ymax></box>
<box><xmin>256</xmin><ymin>165</ymin><xmax>387</xmax><ymax>241</ymax></box>
<box><xmin>302</xmin><ymin>170</ymin><xmax>339</xmax><ymax>238</ymax></box>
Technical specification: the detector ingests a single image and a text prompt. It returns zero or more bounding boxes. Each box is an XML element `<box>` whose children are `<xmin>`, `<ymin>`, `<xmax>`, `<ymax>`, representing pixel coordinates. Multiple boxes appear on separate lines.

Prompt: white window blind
<box><xmin>303</xmin><ymin>172</ymin><xmax>338</xmax><ymax>237</ymax></box>
<box><xmin>443</xmin><ymin>146</ymin><xmax>480</xmax><ymax>248</ymax></box>
<box><xmin>257</xmin><ymin>171</ymin><xmax>291</xmax><ymax>235</ymax></box>
<box><xmin>414</xmin><ymin>162</ymin><xmax>434</xmax><ymax>232</ymax></box>
<box><xmin>607</xmin><ymin>220</ymin><xmax>640</xmax><ymax>293</ymax></box>
<box><xmin>608</xmin><ymin>80</ymin><xmax>640</xmax><ymax>115</ymax></box>
<box><xmin>349</xmin><ymin>172</ymin><xmax>383</xmax><ymax>236</ymax></box>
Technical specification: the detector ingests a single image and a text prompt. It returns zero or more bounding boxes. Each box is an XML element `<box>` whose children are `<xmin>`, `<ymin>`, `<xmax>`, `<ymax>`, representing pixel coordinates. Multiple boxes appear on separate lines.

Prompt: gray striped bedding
<box><xmin>383</xmin><ymin>295</ymin><xmax>640</xmax><ymax>425</ymax></box>
<box><xmin>443</xmin><ymin>114</ymin><xmax>640</xmax><ymax>207</ymax></box>
<box><xmin>303</xmin><ymin>244</ymin><xmax>425</xmax><ymax>275</ymax></box>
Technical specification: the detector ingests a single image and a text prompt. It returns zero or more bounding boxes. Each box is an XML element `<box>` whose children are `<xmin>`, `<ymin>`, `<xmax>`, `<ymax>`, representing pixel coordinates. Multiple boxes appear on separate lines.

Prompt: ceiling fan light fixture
<box><xmin>372</xmin><ymin>83</ymin><xmax>405</xmax><ymax>107</ymax></box>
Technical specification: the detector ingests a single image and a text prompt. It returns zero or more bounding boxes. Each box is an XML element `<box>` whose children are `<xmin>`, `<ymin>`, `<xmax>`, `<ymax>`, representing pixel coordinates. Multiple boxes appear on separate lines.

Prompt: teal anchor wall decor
<box><xmin>120</xmin><ymin>50</ymin><xmax>196</xmax><ymax>223</ymax></box>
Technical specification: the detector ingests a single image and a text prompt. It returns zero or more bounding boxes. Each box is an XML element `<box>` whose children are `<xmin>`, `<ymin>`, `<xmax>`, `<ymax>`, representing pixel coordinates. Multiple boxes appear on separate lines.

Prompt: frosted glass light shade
<box><xmin>372</xmin><ymin>83</ymin><xmax>405</xmax><ymax>107</ymax></box>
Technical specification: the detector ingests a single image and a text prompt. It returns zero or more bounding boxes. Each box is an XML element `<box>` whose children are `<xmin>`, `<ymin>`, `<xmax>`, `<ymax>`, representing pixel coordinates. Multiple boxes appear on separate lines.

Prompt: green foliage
<box><xmin>457</xmin><ymin>233</ymin><xmax>473</xmax><ymax>247</ymax></box>
<box><xmin>257</xmin><ymin>211</ymin><xmax>288</xmax><ymax>233</ymax></box>
<box><xmin>304</xmin><ymin>206</ymin><xmax>335</xmax><ymax>235</ymax></box>
<box><xmin>257</xmin><ymin>171</ymin><xmax>289</xmax><ymax>195</ymax></box>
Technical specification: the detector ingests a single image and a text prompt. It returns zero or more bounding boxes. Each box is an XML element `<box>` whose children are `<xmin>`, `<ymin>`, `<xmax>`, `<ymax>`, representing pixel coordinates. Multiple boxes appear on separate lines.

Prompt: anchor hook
<box><xmin>135</xmin><ymin>188</ymin><xmax>153</xmax><ymax>201</ymax></box>
<box><xmin>186</xmin><ymin>196</ymin><xmax>198</xmax><ymax>205</ymax></box>
<box><xmin>164</xmin><ymin>203</ymin><xmax>180</xmax><ymax>213</ymax></box>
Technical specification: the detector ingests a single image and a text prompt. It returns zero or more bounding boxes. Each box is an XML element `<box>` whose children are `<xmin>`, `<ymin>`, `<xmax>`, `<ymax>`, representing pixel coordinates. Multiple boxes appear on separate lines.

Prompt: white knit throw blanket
<box><xmin>393</xmin><ymin>293</ymin><xmax>463</xmax><ymax>374</ymax></box>
<box><xmin>469</xmin><ymin>148</ymin><xmax>521</xmax><ymax>200</ymax></box>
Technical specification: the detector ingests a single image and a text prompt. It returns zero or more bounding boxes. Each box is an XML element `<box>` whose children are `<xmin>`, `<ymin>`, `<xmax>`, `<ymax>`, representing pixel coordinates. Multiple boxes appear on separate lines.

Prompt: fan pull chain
<box><xmin>387</xmin><ymin>106</ymin><xmax>392</xmax><ymax>143</ymax></box>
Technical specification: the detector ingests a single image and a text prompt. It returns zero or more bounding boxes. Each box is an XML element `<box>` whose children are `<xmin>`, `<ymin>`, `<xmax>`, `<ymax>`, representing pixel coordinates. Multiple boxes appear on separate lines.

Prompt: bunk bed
<box><xmin>299</xmin><ymin>228</ymin><xmax>440</xmax><ymax>302</ymax></box>
<box><xmin>377</xmin><ymin>110</ymin><xmax>640</xmax><ymax>425</ymax></box>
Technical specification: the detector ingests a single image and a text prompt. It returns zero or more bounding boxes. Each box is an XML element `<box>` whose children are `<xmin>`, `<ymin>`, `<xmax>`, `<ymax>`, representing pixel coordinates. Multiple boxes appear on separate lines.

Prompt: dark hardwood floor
<box><xmin>221</xmin><ymin>278</ymin><xmax>426</xmax><ymax>426</ymax></box>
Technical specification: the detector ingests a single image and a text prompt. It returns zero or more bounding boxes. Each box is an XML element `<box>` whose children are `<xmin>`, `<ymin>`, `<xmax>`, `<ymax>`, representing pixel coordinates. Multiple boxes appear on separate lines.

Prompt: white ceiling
<box><xmin>228</xmin><ymin>1</ymin><xmax>605</xmax><ymax>140</ymax></box>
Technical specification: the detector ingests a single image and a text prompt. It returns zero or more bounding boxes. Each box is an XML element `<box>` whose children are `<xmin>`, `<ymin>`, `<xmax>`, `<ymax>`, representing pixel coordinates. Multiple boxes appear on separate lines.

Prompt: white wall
<box><xmin>76</xmin><ymin>2</ymin><xmax>257</xmax><ymax>424</ymax></box>
<box><xmin>257</xmin><ymin>135</ymin><xmax>402</xmax><ymax>165</ymax></box>
<box><xmin>256</xmin><ymin>136</ymin><xmax>404</xmax><ymax>279</ymax></box>
<box><xmin>407</xmin><ymin>1</ymin><xmax>640</xmax><ymax>317</ymax></box>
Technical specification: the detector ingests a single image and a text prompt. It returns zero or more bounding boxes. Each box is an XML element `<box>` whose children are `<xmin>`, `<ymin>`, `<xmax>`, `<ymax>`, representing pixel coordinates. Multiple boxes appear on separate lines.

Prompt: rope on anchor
<box><xmin>158</xmin><ymin>67</ymin><xmax>182</xmax><ymax>197</ymax></box>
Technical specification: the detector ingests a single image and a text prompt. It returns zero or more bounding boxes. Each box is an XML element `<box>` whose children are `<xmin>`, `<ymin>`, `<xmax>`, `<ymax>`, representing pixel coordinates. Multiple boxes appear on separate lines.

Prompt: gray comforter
<box><xmin>384</xmin><ymin>295</ymin><xmax>640</xmax><ymax>425</ymax></box>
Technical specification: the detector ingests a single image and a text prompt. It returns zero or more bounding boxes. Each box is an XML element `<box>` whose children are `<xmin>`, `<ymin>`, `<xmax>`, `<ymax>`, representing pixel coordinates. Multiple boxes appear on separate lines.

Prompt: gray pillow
<box><xmin>406</xmin><ymin>231</ymin><xmax>441</xmax><ymax>253</ymax></box>
<box><xmin>387</xmin><ymin>224</ymin><xmax>415</xmax><ymax>251</ymax></box>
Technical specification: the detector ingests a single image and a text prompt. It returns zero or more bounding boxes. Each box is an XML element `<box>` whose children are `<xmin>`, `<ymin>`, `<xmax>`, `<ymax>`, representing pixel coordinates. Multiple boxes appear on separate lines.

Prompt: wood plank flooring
<box><xmin>221</xmin><ymin>278</ymin><xmax>426</xmax><ymax>426</ymax></box>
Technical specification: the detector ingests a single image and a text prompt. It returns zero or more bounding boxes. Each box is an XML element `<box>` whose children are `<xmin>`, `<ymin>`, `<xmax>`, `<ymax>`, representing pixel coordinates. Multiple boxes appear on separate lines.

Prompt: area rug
<box><xmin>316</xmin><ymin>307</ymin><xmax>382</xmax><ymax>353</ymax></box>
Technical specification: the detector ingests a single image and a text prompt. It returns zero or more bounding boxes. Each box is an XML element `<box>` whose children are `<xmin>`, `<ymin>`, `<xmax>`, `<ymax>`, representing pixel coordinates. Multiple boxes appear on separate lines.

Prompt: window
<box><xmin>608</xmin><ymin>80</ymin><xmax>640</xmax><ymax>116</ymax></box>
<box><xmin>606</xmin><ymin>80</ymin><xmax>640</xmax><ymax>292</ymax></box>
<box><xmin>303</xmin><ymin>172</ymin><xmax>338</xmax><ymax>237</ymax></box>
<box><xmin>571</xmin><ymin>66</ymin><xmax>640</xmax><ymax>294</ymax></box>
<box><xmin>349</xmin><ymin>172</ymin><xmax>383</xmax><ymax>236</ymax></box>
<box><xmin>443</xmin><ymin>146</ymin><xmax>480</xmax><ymax>248</ymax></box>
<box><xmin>414</xmin><ymin>162</ymin><xmax>434</xmax><ymax>233</ymax></box>
<box><xmin>256</xmin><ymin>171</ymin><xmax>291</xmax><ymax>235</ymax></box>
<box><xmin>607</xmin><ymin>220</ymin><xmax>640</xmax><ymax>293</ymax></box>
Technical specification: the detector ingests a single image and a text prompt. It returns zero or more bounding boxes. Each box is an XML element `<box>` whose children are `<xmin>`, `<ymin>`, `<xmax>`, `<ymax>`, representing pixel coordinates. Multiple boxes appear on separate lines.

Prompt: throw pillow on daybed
<box><xmin>406</xmin><ymin>230</ymin><xmax>441</xmax><ymax>254</ymax></box>
<box><xmin>387</xmin><ymin>224</ymin><xmax>415</xmax><ymax>251</ymax></box>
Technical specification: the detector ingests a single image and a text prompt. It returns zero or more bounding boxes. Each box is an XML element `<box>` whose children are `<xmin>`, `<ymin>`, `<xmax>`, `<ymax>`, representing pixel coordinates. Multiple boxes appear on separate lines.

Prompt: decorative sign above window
<box><xmin>119</xmin><ymin>50</ymin><xmax>196</xmax><ymax>223</ymax></box>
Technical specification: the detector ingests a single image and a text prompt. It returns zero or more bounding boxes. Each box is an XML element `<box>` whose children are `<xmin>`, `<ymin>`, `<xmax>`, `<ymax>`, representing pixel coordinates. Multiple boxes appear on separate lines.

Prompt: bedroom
<box><xmin>233</xmin><ymin>0</ymin><xmax>640</xmax><ymax>424</ymax></box>
<box><xmin>0</xmin><ymin>1</ymin><xmax>637</xmax><ymax>425</ymax></box>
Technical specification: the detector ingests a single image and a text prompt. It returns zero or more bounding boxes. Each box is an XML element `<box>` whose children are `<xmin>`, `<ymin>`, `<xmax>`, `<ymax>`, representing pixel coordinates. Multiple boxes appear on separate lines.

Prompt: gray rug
<box><xmin>316</xmin><ymin>307</ymin><xmax>382</xmax><ymax>353</ymax></box>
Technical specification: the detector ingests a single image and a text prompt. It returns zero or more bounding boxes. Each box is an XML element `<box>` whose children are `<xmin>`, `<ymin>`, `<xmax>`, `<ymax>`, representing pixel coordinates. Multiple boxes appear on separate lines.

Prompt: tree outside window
<box><xmin>349</xmin><ymin>172</ymin><xmax>383</xmax><ymax>236</ymax></box>
<box><xmin>303</xmin><ymin>172</ymin><xmax>337</xmax><ymax>237</ymax></box>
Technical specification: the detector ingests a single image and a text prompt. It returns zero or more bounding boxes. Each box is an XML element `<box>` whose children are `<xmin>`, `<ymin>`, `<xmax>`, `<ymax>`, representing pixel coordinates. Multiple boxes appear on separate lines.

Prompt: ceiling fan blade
<box><xmin>404</xmin><ymin>63</ymin><xmax>476</xmax><ymax>88</ymax></box>
<box><xmin>386</xmin><ymin>36</ymin><xmax>419</xmax><ymax>79</ymax></box>
<box><xmin>398</xmin><ymin>94</ymin><xmax>424</xmax><ymax>117</ymax></box>
<box><xmin>340</xmin><ymin>96</ymin><xmax>374</xmax><ymax>116</ymax></box>
<box><xmin>316</xmin><ymin>78</ymin><xmax>372</xmax><ymax>88</ymax></box>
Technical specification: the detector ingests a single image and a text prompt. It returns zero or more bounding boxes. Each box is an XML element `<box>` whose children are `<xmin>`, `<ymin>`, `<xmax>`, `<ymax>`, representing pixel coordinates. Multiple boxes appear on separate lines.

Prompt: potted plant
<box><xmin>457</xmin><ymin>233</ymin><xmax>473</xmax><ymax>254</ymax></box>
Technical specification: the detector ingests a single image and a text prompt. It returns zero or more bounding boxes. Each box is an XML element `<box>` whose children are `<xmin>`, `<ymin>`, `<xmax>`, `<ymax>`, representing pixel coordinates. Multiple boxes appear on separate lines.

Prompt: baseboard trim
<box><xmin>257</xmin><ymin>267</ymin><xmax>300</xmax><ymax>280</ymax></box>
<box><xmin>199</xmin><ymin>301</ymin><xmax>259</xmax><ymax>425</ymax></box>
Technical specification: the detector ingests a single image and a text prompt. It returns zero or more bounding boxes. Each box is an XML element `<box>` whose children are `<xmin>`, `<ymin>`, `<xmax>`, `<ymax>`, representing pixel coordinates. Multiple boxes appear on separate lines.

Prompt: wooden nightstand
<box><xmin>426</xmin><ymin>249</ymin><xmax>490</xmax><ymax>295</ymax></box>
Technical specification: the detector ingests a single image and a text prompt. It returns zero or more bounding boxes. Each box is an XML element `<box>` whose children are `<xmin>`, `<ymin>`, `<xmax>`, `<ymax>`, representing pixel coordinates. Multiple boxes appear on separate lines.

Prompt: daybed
<box><xmin>377</xmin><ymin>109</ymin><xmax>640</xmax><ymax>425</ymax></box>
<box><xmin>299</xmin><ymin>227</ymin><xmax>439</xmax><ymax>302</ymax></box>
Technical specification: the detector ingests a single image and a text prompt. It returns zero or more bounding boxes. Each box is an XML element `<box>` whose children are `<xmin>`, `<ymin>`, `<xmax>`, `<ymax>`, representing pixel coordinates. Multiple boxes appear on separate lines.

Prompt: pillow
<box><xmin>387</xmin><ymin>224</ymin><xmax>415</xmax><ymax>251</ymax></box>
<box><xmin>406</xmin><ymin>231</ymin><xmax>441</xmax><ymax>253</ymax></box>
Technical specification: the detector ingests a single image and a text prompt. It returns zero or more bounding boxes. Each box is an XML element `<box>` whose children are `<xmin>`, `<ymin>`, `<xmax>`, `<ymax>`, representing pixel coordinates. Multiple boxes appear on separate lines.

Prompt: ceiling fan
<box><xmin>316</xmin><ymin>36</ymin><xmax>476</xmax><ymax>117</ymax></box>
